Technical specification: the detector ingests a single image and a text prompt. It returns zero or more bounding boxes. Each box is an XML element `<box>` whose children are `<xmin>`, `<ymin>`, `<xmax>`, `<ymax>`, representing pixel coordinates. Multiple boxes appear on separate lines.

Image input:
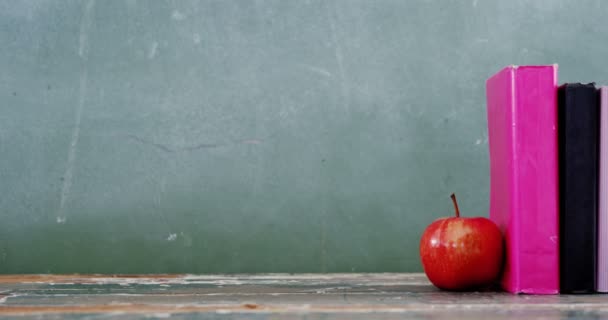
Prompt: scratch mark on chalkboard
<box><xmin>126</xmin><ymin>135</ymin><xmax>220</xmax><ymax>152</ymax></box>
<box><xmin>183</xmin><ymin>143</ymin><xmax>222</xmax><ymax>151</ymax></box>
<box><xmin>166</xmin><ymin>234</ymin><xmax>177</xmax><ymax>241</ymax></box>
<box><xmin>78</xmin><ymin>0</ymin><xmax>95</xmax><ymax>58</ymax></box>
<box><xmin>326</xmin><ymin>3</ymin><xmax>349</xmax><ymax>109</ymax></box>
<box><xmin>58</xmin><ymin>70</ymin><xmax>87</xmax><ymax>220</ymax></box>
<box><xmin>300</xmin><ymin>64</ymin><xmax>333</xmax><ymax>78</ymax></box>
<box><xmin>127</xmin><ymin>135</ymin><xmax>269</xmax><ymax>153</ymax></box>
<box><xmin>127</xmin><ymin>135</ymin><xmax>176</xmax><ymax>153</ymax></box>
<box><xmin>58</xmin><ymin>0</ymin><xmax>95</xmax><ymax>222</ymax></box>
<box><xmin>154</xmin><ymin>191</ymin><xmax>162</xmax><ymax>207</ymax></box>
<box><xmin>148</xmin><ymin>41</ymin><xmax>159</xmax><ymax>59</ymax></box>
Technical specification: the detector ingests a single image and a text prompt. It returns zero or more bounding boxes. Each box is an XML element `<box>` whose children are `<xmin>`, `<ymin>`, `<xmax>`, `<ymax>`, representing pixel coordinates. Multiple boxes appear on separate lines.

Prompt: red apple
<box><xmin>419</xmin><ymin>194</ymin><xmax>503</xmax><ymax>290</ymax></box>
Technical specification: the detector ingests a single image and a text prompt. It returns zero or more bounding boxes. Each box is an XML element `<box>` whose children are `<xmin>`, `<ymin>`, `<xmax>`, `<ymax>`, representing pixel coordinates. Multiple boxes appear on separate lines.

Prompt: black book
<box><xmin>558</xmin><ymin>83</ymin><xmax>599</xmax><ymax>293</ymax></box>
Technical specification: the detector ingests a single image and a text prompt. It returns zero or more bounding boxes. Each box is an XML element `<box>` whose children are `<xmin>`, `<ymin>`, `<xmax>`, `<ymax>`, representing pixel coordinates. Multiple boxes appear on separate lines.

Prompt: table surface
<box><xmin>0</xmin><ymin>273</ymin><xmax>605</xmax><ymax>319</ymax></box>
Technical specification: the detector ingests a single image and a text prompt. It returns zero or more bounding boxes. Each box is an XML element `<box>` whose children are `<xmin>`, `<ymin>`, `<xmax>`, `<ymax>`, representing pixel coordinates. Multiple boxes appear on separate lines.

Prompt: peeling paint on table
<box><xmin>0</xmin><ymin>273</ymin><xmax>605</xmax><ymax>319</ymax></box>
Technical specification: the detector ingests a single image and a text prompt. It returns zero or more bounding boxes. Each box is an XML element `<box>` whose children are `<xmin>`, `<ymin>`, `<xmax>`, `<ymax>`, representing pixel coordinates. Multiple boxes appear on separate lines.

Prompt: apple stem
<box><xmin>450</xmin><ymin>193</ymin><xmax>460</xmax><ymax>218</ymax></box>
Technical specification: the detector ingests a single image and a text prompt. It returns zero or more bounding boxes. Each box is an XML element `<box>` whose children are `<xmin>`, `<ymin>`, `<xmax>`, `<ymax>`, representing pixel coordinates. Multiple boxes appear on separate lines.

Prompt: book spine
<box><xmin>598</xmin><ymin>86</ymin><xmax>608</xmax><ymax>293</ymax></box>
<box><xmin>487</xmin><ymin>65</ymin><xmax>559</xmax><ymax>294</ymax></box>
<box><xmin>558</xmin><ymin>83</ymin><xmax>599</xmax><ymax>293</ymax></box>
<box><xmin>513</xmin><ymin>66</ymin><xmax>559</xmax><ymax>294</ymax></box>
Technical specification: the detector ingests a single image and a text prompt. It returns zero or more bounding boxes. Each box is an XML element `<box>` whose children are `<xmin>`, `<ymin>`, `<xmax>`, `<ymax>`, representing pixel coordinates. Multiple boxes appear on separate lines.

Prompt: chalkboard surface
<box><xmin>2</xmin><ymin>0</ymin><xmax>608</xmax><ymax>273</ymax></box>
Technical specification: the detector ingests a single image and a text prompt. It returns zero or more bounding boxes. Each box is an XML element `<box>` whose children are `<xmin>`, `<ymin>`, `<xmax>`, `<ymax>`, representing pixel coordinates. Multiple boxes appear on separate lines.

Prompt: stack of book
<box><xmin>486</xmin><ymin>65</ymin><xmax>607</xmax><ymax>294</ymax></box>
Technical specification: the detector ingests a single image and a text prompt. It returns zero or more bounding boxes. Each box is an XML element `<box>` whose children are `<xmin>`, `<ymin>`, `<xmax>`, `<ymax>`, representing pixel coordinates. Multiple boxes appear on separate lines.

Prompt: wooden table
<box><xmin>0</xmin><ymin>273</ymin><xmax>605</xmax><ymax>319</ymax></box>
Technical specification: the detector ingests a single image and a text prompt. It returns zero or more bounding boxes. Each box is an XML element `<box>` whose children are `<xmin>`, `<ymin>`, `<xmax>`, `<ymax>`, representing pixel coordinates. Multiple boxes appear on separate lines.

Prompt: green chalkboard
<box><xmin>2</xmin><ymin>0</ymin><xmax>608</xmax><ymax>273</ymax></box>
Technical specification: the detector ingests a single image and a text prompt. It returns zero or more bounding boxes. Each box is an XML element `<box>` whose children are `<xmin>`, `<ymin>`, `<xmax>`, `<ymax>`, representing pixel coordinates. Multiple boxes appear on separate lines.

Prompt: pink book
<box><xmin>599</xmin><ymin>87</ymin><xmax>608</xmax><ymax>293</ymax></box>
<box><xmin>486</xmin><ymin>65</ymin><xmax>560</xmax><ymax>294</ymax></box>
